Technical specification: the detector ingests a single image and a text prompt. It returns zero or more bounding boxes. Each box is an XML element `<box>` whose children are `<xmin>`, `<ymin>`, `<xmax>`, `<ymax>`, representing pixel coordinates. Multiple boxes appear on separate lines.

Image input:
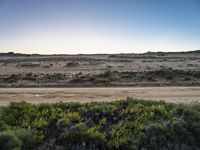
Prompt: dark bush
<box><xmin>15</xmin><ymin>129</ymin><xmax>39</xmax><ymax>150</ymax></box>
<box><xmin>0</xmin><ymin>131</ymin><xmax>22</xmax><ymax>150</ymax></box>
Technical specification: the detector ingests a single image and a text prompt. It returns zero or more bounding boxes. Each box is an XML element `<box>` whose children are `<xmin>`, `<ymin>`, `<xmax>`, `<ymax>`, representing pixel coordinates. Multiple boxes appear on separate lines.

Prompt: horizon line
<box><xmin>0</xmin><ymin>49</ymin><xmax>200</xmax><ymax>56</ymax></box>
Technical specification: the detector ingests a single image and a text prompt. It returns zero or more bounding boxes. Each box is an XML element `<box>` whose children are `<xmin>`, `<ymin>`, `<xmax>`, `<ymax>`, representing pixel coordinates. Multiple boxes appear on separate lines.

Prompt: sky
<box><xmin>0</xmin><ymin>0</ymin><xmax>200</xmax><ymax>54</ymax></box>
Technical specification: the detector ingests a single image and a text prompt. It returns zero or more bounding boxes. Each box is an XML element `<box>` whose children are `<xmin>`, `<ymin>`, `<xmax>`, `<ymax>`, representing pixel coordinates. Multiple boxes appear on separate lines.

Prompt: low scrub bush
<box><xmin>0</xmin><ymin>98</ymin><xmax>200</xmax><ymax>149</ymax></box>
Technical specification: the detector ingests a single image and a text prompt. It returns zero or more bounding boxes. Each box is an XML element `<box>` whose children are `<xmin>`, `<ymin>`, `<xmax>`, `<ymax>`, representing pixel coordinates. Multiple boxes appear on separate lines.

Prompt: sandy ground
<box><xmin>1</xmin><ymin>51</ymin><xmax>200</xmax><ymax>87</ymax></box>
<box><xmin>0</xmin><ymin>86</ymin><xmax>200</xmax><ymax>106</ymax></box>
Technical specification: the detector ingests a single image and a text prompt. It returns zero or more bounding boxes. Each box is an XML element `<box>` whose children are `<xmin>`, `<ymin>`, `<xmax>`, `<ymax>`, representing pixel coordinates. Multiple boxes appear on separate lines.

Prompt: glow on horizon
<box><xmin>0</xmin><ymin>0</ymin><xmax>200</xmax><ymax>54</ymax></box>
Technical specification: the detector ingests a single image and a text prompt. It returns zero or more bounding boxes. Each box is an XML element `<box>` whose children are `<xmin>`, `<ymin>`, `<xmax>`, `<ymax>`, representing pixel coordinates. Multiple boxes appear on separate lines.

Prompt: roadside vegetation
<box><xmin>1</xmin><ymin>68</ymin><xmax>200</xmax><ymax>87</ymax></box>
<box><xmin>0</xmin><ymin>98</ymin><xmax>200</xmax><ymax>149</ymax></box>
<box><xmin>71</xmin><ymin>69</ymin><xmax>200</xmax><ymax>86</ymax></box>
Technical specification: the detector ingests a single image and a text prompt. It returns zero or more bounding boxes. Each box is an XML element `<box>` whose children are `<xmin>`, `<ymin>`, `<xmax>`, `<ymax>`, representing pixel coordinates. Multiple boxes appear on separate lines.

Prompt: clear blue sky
<box><xmin>0</xmin><ymin>0</ymin><xmax>200</xmax><ymax>54</ymax></box>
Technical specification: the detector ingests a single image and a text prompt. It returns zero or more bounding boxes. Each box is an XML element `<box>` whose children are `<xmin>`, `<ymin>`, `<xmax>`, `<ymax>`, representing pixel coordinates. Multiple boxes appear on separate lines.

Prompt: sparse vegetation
<box><xmin>0</xmin><ymin>51</ymin><xmax>200</xmax><ymax>87</ymax></box>
<box><xmin>0</xmin><ymin>98</ymin><xmax>200</xmax><ymax>149</ymax></box>
<box><xmin>1</xmin><ymin>69</ymin><xmax>200</xmax><ymax>87</ymax></box>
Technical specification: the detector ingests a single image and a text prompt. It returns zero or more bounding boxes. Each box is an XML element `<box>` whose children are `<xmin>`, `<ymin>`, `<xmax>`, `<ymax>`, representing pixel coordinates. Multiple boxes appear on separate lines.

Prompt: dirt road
<box><xmin>0</xmin><ymin>86</ymin><xmax>200</xmax><ymax>106</ymax></box>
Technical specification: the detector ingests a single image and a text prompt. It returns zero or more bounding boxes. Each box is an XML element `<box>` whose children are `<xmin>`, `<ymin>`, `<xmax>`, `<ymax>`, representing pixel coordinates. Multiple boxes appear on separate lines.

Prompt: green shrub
<box><xmin>58</xmin><ymin>123</ymin><xmax>88</xmax><ymax>146</ymax></box>
<box><xmin>86</xmin><ymin>127</ymin><xmax>106</xmax><ymax>147</ymax></box>
<box><xmin>59</xmin><ymin>123</ymin><xmax>107</xmax><ymax>149</ymax></box>
<box><xmin>56</xmin><ymin>118</ymin><xmax>71</xmax><ymax>127</ymax></box>
<box><xmin>0</xmin><ymin>99</ymin><xmax>200</xmax><ymax>149</ymax></box>
<box><xmin>0</xmin><ymin>131</ymin><xmax>22</xmax><ymax>150</ymax></box>
<box><xmin>15</xmin><ymin>129</ymin><xmax>39</xmax><ymax>150</ymax></box>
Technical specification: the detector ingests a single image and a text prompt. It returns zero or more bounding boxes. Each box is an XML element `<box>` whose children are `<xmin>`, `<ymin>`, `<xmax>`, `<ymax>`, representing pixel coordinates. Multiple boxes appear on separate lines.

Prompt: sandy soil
<box><xmin>0</xmin><ymin>51</ymin><xmax>200</xmax><ymax>87</ymax></box>
<box><xmin>0</xmin><ymin>86</ymin><xmax>200</xmax><ymax>106</ymax></box>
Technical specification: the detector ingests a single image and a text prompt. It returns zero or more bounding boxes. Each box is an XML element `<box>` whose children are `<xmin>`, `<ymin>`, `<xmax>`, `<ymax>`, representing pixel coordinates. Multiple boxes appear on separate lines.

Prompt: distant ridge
<box><xmin>146</xmin><ymin>50</ymin><xmax>200</xmax><ymax>55</ymax></box>
<box><xmin>0</xmin><ymin>50</ymin><xmax>200</xmax><ymax>56</ymax></box>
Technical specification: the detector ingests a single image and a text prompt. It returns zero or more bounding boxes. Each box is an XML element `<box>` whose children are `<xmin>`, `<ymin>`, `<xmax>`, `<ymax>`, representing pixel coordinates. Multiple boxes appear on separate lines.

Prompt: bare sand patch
<box><xmin>0</xmin><ymin>86</ymin><xmax>199</xmax><ymax>106</ymax></box>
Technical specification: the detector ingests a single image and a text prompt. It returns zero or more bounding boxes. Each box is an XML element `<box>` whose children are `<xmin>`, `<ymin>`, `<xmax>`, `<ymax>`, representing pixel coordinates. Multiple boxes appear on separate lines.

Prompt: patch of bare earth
<box><xmin>0</xmin><ymin>86</ymin><xmax>200</xmax><ymax>106</ymax></box>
